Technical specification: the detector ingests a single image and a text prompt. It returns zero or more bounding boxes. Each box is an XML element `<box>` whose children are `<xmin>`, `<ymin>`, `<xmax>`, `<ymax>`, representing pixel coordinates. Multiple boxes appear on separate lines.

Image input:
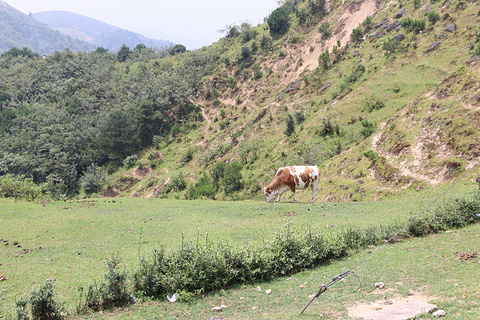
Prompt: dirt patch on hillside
<box><xmin>299</xmin><ymin>0</ymin><xmax>380</xmax><ymax>74</ymax></box>
<box><xmin>348</xmin><ymin>293</ymin><xmax>439</xmax><ymax>319</ymax></box>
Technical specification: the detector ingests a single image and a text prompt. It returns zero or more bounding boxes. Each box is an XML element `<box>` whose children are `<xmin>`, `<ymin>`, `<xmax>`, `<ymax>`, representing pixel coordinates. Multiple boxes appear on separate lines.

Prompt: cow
<box><xmin>263</xmin><ymin>166</ymin><xmax>319</xmax><ymax>203</ymax></box>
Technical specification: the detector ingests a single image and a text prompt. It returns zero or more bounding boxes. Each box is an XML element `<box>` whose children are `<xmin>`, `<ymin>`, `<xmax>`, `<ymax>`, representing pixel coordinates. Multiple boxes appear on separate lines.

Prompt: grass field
<box><xmin>1</xmin><ymin>187</ymin><xmax>479</xmax><ymax>319</ymax></box>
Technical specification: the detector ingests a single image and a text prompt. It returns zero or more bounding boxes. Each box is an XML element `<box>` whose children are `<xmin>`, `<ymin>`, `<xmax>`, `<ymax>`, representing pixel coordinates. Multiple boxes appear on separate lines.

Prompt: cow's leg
<box><xmin>289</xmin><ymin>186</ymin><xmax>297</xmax><ymax>202</ymax></box>
<box><xmin>275</xmin><ymin>187</ymin><xmax>288</xmax><ymax>202</ymax></box>
<box><xmin>309</xmin><ymin>183</ymin><xmax>319</xmax><ymax>204</ymax></box>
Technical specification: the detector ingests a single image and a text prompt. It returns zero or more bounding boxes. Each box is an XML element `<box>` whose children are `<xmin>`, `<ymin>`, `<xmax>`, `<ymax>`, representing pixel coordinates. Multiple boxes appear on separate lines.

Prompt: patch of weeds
<box><xmin>362</xmin><ymin>95</ymin><xmax>385</xmax><ymax>112</ymax></box>
<box><xmin>15</xmin><ymin>280</ymin><xmax>66</xmax><ymax>320</ymax></box>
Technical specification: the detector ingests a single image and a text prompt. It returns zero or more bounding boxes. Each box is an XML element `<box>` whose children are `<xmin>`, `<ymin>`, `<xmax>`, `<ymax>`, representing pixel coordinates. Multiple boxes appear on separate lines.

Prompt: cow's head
<box><xmin>264</xmin><ymin>187</ymin><xmax>276</xmax><ymax>203</ymax></box>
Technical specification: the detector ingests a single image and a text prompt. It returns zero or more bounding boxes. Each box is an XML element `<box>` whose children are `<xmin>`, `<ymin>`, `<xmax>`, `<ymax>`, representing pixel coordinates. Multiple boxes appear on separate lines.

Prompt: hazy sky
<box><xmin>6</xmin><ymin>0</ymin><xmax>280</xmax><ymax>49</ymax></box>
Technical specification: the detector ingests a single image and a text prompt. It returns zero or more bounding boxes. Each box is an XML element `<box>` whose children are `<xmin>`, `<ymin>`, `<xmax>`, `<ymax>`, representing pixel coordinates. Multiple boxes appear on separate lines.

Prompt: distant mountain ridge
<box><xmin>33</xmin><ymin>10</ymin><xmax>173</xmax><ymax>52</ymax></box>
<box><xmin>0</xmin><ymin>0</ymin><xmax>95</xmax><ymax>55</ymax></box>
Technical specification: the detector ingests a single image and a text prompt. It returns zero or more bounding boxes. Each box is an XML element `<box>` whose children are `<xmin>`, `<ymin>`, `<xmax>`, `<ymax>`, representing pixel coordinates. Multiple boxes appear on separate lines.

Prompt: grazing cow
<box><xmin>263</xmin><ymin>166</ymin><xmax>319</xmax><ymax>203</ymax></box>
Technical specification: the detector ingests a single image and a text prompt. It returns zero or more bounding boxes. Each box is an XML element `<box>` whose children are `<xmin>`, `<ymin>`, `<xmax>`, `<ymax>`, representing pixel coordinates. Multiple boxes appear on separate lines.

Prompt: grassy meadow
<box><xmin>0</xmin><ymin>184</ymin><xmax>479</xmax><ymax>319</ymax></box>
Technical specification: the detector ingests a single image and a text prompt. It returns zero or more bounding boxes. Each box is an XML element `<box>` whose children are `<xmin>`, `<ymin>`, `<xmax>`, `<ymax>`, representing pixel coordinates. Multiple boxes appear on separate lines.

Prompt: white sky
<box><xmin>6</xmin><ymin>0</ymin><xmax>280</xmax><ymax>49</ymax></box>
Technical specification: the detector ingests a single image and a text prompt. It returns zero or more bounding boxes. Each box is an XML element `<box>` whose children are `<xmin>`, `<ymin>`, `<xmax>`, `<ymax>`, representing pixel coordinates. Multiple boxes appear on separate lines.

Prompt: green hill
<box><xmin>1</xmin><ymin>0</ymin><xmax>479</xmax><ymax>202</ymax></box>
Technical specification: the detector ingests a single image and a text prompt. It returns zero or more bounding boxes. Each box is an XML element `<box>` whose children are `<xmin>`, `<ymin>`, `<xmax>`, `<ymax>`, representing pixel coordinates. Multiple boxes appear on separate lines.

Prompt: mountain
<box><xmin>32</xmin><ymin>10</ymin><xmax>173</xmax><ymax>52</ymax></box>
<box><xmin>0</xmin><ymin>0</ymin><xmax>95</xmax><ymax>55</ymax></box>
<box><xmin>1</xmin><ymin>0</ymin><xmax>480</xmax><ymax>201</ymax></box>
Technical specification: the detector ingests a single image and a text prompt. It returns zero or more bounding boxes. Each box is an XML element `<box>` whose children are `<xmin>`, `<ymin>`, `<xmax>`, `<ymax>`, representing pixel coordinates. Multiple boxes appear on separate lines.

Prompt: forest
<box><xmin>0</xmin><ymin>44</ymin><xmax>216</xmax><ymax>198</ymax></box>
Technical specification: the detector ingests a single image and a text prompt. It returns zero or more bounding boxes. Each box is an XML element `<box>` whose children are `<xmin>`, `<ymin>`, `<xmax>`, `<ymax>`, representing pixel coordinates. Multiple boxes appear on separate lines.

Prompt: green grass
<box><xmin>1</xmin><ymin>188</ymin><xmax>479</xmax><ymax>319</ymax></box>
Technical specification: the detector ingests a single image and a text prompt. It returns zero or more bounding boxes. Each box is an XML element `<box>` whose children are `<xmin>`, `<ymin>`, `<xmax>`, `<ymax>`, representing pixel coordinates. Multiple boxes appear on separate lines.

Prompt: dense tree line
<box><xmin>0</xmin><ymin>45</ymin><xmax>218</xmax><ymax>197</ymax></box>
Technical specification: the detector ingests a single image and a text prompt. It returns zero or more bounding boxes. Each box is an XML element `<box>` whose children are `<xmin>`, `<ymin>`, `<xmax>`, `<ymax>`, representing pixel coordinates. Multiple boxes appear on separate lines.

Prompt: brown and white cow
<box><xmin>263</xmin><ymin>166</ymin><xmax>319</xmax><ymax>203</ymax></box>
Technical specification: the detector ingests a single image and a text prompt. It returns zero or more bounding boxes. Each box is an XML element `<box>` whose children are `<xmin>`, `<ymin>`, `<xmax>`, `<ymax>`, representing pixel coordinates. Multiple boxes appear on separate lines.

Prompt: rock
<box><xmin>445</xmin><ymin>24</ymin><xmax>456</xmax><ymax>32</ymax></box>
<box><xmin>393</xmin><ymin>34</ymin><xmax>405</xmax><ymax>42</ymax></box>
<box><xmin>375</xmin><ymin>18</ymin><xmax>388</xmax><ymax>29</ymax></box>
<box><xmin>375</xmin><ymin>282</ymin><xmax>385</xmax><ymax>289</ymax></box>
<box><xmin>387</xmin><ymin>21</ymin><xmax>399</xmax><ymax>32</ymax></box>
<box><xmin>395</xmin><ymin>8</ymin><xmax>406</xmax><ymax>19</ymax></box>
<box><xmin>320</xmin><ymin>82</ymin><xmax>331</xmax><ymax>92</ymax></box>
<box><xmin>256</xmin><ymin>286</ymin><xmax>262</xmax><ymax>291</ymax></box>
<box><xmin>427</xmin><ymin>41</ymin><xmax>441</xmax><ymax>52</ymax></box>
<box><xmin>433</xmin><ymin>309</ymin><xmax>447</xmax><ymax>317</ymax></box>
<box><xmin>353</xmin><ymin>50</ymin><xmax>360</xmax><ymax>56</ymax></box>
<box><xmin>467</xmin><ymin>56</ymin><xmax>479</xmax><ymax>64</ymax></box>
<box><xmin>212</xmin><ymin>306</ymin><xmax>223</xmax><ymax>312</ymax></box>
<box><xmin>396</xmin><ymin>25</ymin><xmax>402</xmax><ymax>32</ymax></box>
<box><xmin>438</xmin><ymin>33</ymin><xmax>447</xmax><ymax>39</ymax></box>
<box><xmin>252</xmin><ymin>306</ymin><xmax>258</xmax><ymax>310</ymax></box>
<box><xmin>266</xmin><ymin>289</ymin><xmax>272</xmax><ymax>294</ymax></box>
<box><xmin>208</xmin><ymin>317</ymin><xmax>227</xmax><ymax>320</ymax></box>
<box><xmin>0</xmin><ymin>274</ymin><xmax>7</xmax><ymax>282</ymax></box>
<box><xmin>424</xmin><ymin>4</ymin><xmax>432</xmax><ymax>14</ymax></box>
<box><xmin>300</xmin><ymin>284</ymin><xmax>306</xmax><ymax>289</ymax></box>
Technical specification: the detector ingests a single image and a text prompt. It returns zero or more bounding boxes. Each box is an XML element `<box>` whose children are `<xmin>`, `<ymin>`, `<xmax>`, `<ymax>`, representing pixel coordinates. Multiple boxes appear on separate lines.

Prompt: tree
<box><xmin>96</xmin><ymin>110</ymin><xmax>141</xmax><ymax>163</ymax></box>
<box><xmin>117</xmin><ymin>44</ymin><xmax>131</xmax><ymax>62</ymax></box>
<box><xmin>268</xmin><ymin>7</ymin><xmax>289</xmax><ymax>34</ymax></box>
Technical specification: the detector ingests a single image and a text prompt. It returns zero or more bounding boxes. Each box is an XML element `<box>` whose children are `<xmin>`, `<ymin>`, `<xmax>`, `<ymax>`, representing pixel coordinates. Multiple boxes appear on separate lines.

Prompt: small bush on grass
<box><xmin>15</xmin><ymin>280</ymin><xmax>65</xmax><ymax>320</ymax></box>
<box><xmin>76</xmin><ymin>256</ymin><xmax>134</xmax><ymax>314</ymax></box>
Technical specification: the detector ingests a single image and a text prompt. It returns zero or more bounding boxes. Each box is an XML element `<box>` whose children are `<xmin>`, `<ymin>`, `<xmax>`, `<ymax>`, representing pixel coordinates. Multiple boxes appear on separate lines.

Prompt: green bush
<box><xmin>185</xmin><ymin>173</ymin><xmax>216</xmax><ymax>200</ymax></box>
<box><xmin>165</xmin><ymin>172</ymin><xmax>187</xmax><ymax>193</ymax></box>
<box><xmin>284</xmin><ymin>113</ymin><xmax>295</xmax><ymax>136</ymax></box>
<box><xmin>80</xmin><ymin>164</ymin><xmax>107</xmax><ymax>195</ymax></box>
<box><xmin>77</xmin><ymin>256</ymin><xmax>134</xmax><ymax>313</ymax></box>
<box><xmin>427</xmin><ymin>10</ymin><xmax>440</xmax><ymax>24</ymax></box>
<box><xmin>0</xmin><ymin>174</ymin><xmax>48</xmax><ymax>201</ymax></box>
<box><xmin>15</xmin><ymin>280</ymin><xmax>65</xmax><ymax>320</ymax></box>
<box><xmin>362</xmin><ymin>95</ymin><xmax>385</xmax><ymax>112</ymax></box>
<box><xmin>350</xmin><ymin>27</ymin><xmax>364</xmax><ymax>44</ymax></box>
<box><xmin>268</xmin><ymin>7</ymin><xmax>289</xmax><ymax>34</ymax></box>
<box><xmin>360</xmin><ymin>119</ymin><xmax>375</xmax><ymax>137</ymax></box>
<box><xmin>123</xmin><ymin>155</ymin><xmax>138</xmax><ymax>168</ymax></box>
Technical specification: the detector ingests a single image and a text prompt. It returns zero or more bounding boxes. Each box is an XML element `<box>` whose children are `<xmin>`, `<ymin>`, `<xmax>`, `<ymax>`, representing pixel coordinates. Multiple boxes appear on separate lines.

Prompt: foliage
<box><xmin>165</xmin><ymin>172</ymin><xmax>187</xmax><ymax>193</ymax></box>
<box><xmin>76</xmin><ymin>256</ymin><xmax>134</xmax><ymax>313</ymax></box>
<box><xmin>318</xmin><ymin>49</ymin><xmax>331</xmax><ymax>70</ymax></box>
<box><xmin>0</xmin><ymin>174</ymin><xmax>48</xmax><ymax>201</ymax></box>
<box><xmin>268</xmin><ymin>7</ymin><xmax>289</xmax><ymax>34</ymax></box>
<box><xmin>80</xmin><ymin>164</ymin><xmax>107</xmax><ymax>195</ymax></box>
<box><xmin>318</xmin><ymin>22</ymin><xmax>332</xmax><ymax>39</ymax></box>
<box><xmin>427</xmin><ymin>10</ymin><xmax>440</xmax><ymax>24</ymax></box>
<box><xmin>284</xmin><ymin>113</ymin><xmax>295</xmax><ymax>136</ymax></box>
<box><xmin>318</xmin><ymin>116</ymin><xmax>339</xmax><ymax>137</ymax></box>
<box><xmin>362</xmin><ymin>95</ymin><xmax>385</xmax><ymax>112</ymax></box>
<box><xmin>360</xmin><ymin>119</ymin><xmax>375</xmax><ymax>137</ymax></box>
<box><xmin>223</xmin><ymin>161</ymin><xmax>244</xmax><ymax>195</ymax></box>
<box><xmin>123</xmin><ymin>155</ymin><xmax>139</xmax><ymax>169</ymax></box>
<box><xmin>185</xmin><ymin>173</ymin><xmax>216</xmax><ymax>200</ymax></box>
<box><xmin>400</xmin><ymin>18</ymin><xmax>425</xmax><ymax>34</ymax></box>
<box><xmin>350</xmin><ymin>27</ymin><xmax>364</xmax><ymax>44</ymax></box>
<box><xmin>294</xmin><ymin>110</ymin><xmax>305</xmax><ymax>124</ymax></box>
<box><xmin>15</xmin><ymin>280</ymin><xmax>65</xmax><ymax>320</ymax></box>
<box><xmin>382</xmin><ymin>38</ymin><xmax>401</xmax><ymax>55</ymax></box>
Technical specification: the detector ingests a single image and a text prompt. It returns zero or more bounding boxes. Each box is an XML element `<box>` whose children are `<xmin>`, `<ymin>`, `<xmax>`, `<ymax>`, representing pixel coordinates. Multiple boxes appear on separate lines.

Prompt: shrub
<box><xmin>133</xmin><ymin>190</ymin><xmax>480</xmax><ymax>300</ymax></box>
<box><xmin>165</xmin><ymin>172</ymin><xmax>187</xmax><ymax>193</ymax></box>
<box><xmin>350</xmin><ymin>27</ymin><xmax>364</xmax><ymax>43</ymax></box>
<box><xmin>318</xmin><ymin>116</ymin><xmax>339</xmax><ymax>137</ymax></box>
<box><xmin>185</xmin><ymin>173</ymin><xmax>216</xmax><ymax>200</ymax></box>
<box><xmin>382</xmin><ymin>38</ymin><xmax>401</xmax><ymax>55</ymax></box>
<box><xmin>123</xmin><ymin>155</ymin><xmax>138</xmax><ymax>168</ymax></box>
<box><xmin>15</xmin><ymin>280</ymin><xmax>65</xmax><ymax>320</ymax></box>
<box><xmin>427</xmin><ymin>10</ymin><xmax>440</xmax><ymax>24</ymax></box>
<box><xmin>223</xmin><ymin>161</ymin><xmax>244</xmax><ymax>195</ymax></box>
<box><xmin>268</xmin><ymin>7</ymin><xmax>289</xmax><ymax>33</ymax></box>
<box><xmin>284</xmin><ymin>113</ymin><xmax>295</xmax><ymax>136</ymax></box>
<box><xmin>294</xmin><ymin>110</ymin><xmax>305</xmax><ymax>124</ymax></box>
<box><xmin>318</xmin><ymin>22</ymin><xmax>332</xmax><ymax>39</ymax></box>
<box><xmin>0</xmin><ymin>174</ymin><xmax>48</xmax><ymax>201</ymax></box>
<box><xmin>77</xmin><ymin>256</ymin><xmax>134</xmax><ymax>313</ymax></box>
<box><xmin>80</xmin><ymin>164</ymin><xmax>107</xmax><ymax>195</ymax></box>
<box><xmin>360</xmin><ymin>119</ymin><xmax>375</xmax><ymax>137</ymax></box>
<box><xmin>362</xmin><ymin>95</ymin><xmax>385</xmax><ymax>112</ymax></box>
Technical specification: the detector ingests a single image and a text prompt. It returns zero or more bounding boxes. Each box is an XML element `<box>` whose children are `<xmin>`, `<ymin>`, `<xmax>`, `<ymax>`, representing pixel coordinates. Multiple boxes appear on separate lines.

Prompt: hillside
<box><xmin>0</xmin><ymin>0</ymin><xmax>95</xmax><ymax>55</ymax></box>
<box><xmin>1</xmin><ymin>0</ymin><xmax>480</xmax><ymax>202</ymax></box>
<box><xmin>32</xmin><ymin>10</ymin><xmax>173</xmax><ymax>52</ymax></box>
